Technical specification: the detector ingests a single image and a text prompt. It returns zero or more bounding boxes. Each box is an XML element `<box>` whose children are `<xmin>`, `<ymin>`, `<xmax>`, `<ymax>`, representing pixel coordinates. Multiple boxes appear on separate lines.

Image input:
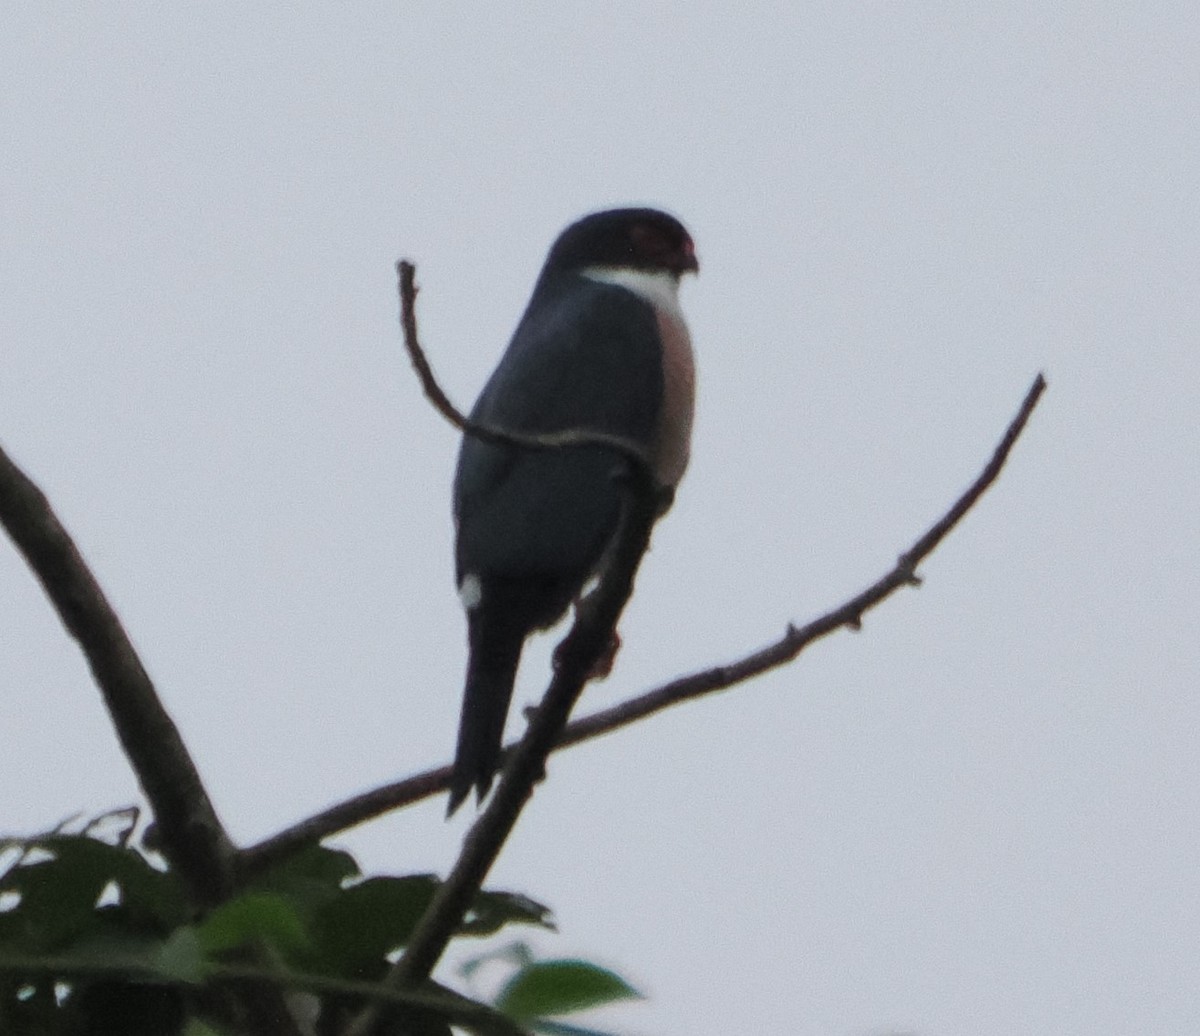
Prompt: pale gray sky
<box><xmin>2</xmin><ymin>5</ymin><xmax>1198</xmax><ymax>1034</ymax></box>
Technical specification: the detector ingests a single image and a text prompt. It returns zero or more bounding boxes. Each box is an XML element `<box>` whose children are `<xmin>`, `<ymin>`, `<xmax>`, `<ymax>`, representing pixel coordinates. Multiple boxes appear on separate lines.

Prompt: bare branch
<box><xmin>0</xmin><ymin>443</ymin><xmax>236</xmax><ymax>909</ymax></box>
<box><xmin>241</xmin><ymin>372</ymin><xmax>1047</xmax><ymax>880</ymax></box>
<box><xmin>561</xmin><ymin>372</ymin><xmax>1048</xmax><ymax>721</ymax></box>
<box><xmin>397</xmin><ymin>260</ymin><xmax>661</xmax><ymax>473</ymax></box>
<box><xmin>241</xmin><ymin>767</ymin><xmax>448</xmax><ymax>879</ymax></box>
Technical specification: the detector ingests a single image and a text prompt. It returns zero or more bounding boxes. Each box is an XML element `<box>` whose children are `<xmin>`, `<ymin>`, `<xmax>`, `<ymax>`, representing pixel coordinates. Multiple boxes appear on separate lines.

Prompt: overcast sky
<box><xmin>2</xmin><ymin>5</ymin><xmax>1198</xmax><ymax>1035</ymax></box>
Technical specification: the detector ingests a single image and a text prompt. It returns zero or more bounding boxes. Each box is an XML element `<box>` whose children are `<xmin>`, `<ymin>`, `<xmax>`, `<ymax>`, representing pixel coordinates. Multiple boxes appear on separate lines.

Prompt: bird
<box><xmin>448</xmin><ymin>207</ymin><xmax>699</xmax><ymax>814</ymax></box>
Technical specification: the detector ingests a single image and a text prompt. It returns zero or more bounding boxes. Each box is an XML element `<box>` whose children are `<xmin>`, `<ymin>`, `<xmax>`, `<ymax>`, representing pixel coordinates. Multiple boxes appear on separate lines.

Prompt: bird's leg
<box><xmin>552</xmin><ymin>596</ymin><xmax>622</xmax><ymax>680</ymax></box>
<box><xmin>550</xmin><ymin>628</ymin><xmax>621</xmax><ymax>679</ymax></box>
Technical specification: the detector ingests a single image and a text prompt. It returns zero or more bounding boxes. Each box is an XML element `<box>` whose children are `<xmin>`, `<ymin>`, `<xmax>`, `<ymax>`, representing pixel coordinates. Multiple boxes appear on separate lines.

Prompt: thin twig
<box><xmin>397</xmin><ymin>260</ymin><xmax>658</xmax><ymax>467</ymax></box>
<box><xmin>240</xmin><ymin>371</ymin><xmax>1046</xmax><ymax>879</ymax></box>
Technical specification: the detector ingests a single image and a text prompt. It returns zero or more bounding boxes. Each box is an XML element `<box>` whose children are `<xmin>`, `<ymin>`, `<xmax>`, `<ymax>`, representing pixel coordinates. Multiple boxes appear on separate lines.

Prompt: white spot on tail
<box><xmin>459</xmin><ymin>573</ymin><xmax>482</xmax><ymax>610</ymax></box>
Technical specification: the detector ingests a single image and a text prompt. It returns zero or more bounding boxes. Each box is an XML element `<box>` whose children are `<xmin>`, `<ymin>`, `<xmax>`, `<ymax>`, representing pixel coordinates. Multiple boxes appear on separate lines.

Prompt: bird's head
<box><xmin>541</xmin><ymin>208</ymin><xmax>699</xmax><ymax>283</ymax></box>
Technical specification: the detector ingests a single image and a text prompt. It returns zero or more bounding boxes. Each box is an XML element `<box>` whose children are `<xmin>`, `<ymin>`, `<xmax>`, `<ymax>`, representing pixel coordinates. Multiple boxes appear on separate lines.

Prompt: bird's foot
<box><xmin>553</xmin><ymin>628</ymin><xmax>621</xmax><ymax>680</ymax></box>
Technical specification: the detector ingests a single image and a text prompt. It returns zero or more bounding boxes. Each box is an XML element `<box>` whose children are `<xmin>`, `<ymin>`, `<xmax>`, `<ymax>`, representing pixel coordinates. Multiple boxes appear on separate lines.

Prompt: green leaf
<box><xmin>461</xmin><ymin>890</ymin><xmax>555</xmax><ymax>937</ymax></box>
<box><xmin>152</xmin><ymin>927</ymin><xmax>207</xmax><ymax>985</ymax></box>
<box><xmin>310</xmin><ymin>875</ymin><xmax>439</xmax><ymax>978</ymax></box>
<box><xmin>196</xmin><ymin>892</ymin><xmax>310</xmax><ymax>961</ymax></box>
<box><xmin>495</xmin><ymin>960</ymin><xmax>641</xmax><ymax>1021</ymax></box>
<box><xmin>64</xmin><ymin>928</ymin><xmax>167</xmax><ymax>977</ymax></box>
<box><xmin>0</xmin><ymin>834</ymin><xmax>185</xmax><ymax>952</ymax></box>
<box><xmin>0</xmin><ymin>846</ymin><xmax>114</xmax><ymax>951</ymax></box>
<box><xmin>246</xmin><ymin>843</ymin><xmax>360</xmax><ymax>895</ymax></box>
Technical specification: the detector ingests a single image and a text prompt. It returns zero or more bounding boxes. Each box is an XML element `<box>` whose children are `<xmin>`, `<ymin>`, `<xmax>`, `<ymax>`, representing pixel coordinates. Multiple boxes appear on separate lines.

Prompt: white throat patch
<box><xmin>581</xmin><ymin>265</ymin><xmax>683</xmax><ymax>320</ymax></box>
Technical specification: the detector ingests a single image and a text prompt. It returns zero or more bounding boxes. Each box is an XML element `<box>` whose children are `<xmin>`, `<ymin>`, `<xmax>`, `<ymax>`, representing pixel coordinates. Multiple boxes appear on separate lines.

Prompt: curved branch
<box><xmin>397</xmin><ymin>260</ymin><xmax>661</xmax><ymax>475</ymax></box>
<box><xmin>240</xmin><ymin>371</ymin><xmax>1047</xmax><ymax>880</ymax></box>
<box><xmin>0</xmin><ymin>443</ymin><xmax>236</xmax><ymax>908</ymax></box>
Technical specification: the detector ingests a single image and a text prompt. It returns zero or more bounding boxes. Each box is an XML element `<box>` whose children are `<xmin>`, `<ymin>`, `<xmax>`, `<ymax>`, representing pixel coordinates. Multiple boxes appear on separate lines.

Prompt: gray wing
<box><xmin>453</xmin><ymin>275</ymin><xmax>664</xmax><ymax>582</ymax></box>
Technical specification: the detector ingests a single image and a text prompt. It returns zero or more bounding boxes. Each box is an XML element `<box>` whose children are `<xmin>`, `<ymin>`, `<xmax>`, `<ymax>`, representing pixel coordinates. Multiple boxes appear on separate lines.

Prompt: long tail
<box><xmin>447</xmin><ymin>614</ymin><xmax>525</xmax><ymax>815</ymax></box>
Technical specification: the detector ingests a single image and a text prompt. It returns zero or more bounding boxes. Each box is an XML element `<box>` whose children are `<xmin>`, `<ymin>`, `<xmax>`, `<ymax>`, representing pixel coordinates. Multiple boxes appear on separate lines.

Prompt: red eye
<box><xmin>628</xmin><ymin>219</ymin><xmax>697</xmax><ymax>272</ymax></box>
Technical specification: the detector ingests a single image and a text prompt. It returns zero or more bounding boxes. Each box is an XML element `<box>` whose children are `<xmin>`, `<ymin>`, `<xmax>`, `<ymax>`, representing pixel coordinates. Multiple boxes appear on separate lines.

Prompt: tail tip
<box><xmin>445</xmin><ymin>768</ymin><xmax>494</xmax><ymax>818</ymax></box>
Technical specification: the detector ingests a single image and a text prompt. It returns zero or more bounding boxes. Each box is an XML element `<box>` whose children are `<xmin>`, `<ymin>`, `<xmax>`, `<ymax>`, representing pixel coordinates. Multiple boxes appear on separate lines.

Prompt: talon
<box><xmin>553</xmin><ymin>629</ymin><xmax>622</xmax><ymax>680</ymax></box>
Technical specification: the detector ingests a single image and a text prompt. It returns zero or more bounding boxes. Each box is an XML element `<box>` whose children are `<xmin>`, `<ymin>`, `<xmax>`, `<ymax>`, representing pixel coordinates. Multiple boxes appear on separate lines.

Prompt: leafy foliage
<box><xmin>461</xmin><ymin>942</ymin><xmax>642</xmax><ymax>1036</ymax></box>
<box><xmin>0</xmin><ymin>813</ymin><xmax>639</xmax><ymax>1035</ymax></box>
<box><xmin>495</xmin><ymin>958</ymin><xmax>641</xmax><ymax>1022</ymax></box>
